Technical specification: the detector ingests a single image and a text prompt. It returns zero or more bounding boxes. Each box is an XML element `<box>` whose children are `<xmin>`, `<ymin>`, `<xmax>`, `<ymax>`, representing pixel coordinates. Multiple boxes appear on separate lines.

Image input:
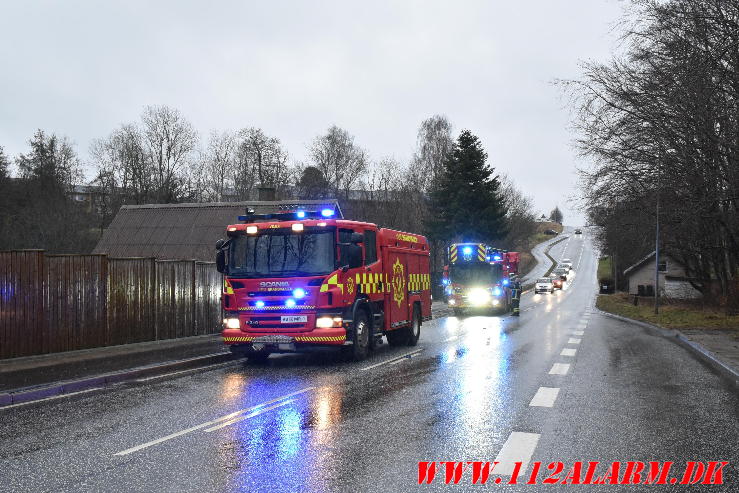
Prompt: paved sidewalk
<box><xmin>0</xmin><ymin>334</ymin><xmax>226</xmax><ymax>392</ymax></box>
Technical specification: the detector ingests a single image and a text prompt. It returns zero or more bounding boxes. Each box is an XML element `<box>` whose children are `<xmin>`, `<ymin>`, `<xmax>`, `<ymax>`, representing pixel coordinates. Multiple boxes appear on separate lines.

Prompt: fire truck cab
<box><xmin>216</xmin><ymin>205</ymin><xmax>431</xmax><ymax>361</ymax></box>
<box><xmin>443</xmin><ymin>243</ymin><xmax>514</xmax><ymax>316</ymax></box>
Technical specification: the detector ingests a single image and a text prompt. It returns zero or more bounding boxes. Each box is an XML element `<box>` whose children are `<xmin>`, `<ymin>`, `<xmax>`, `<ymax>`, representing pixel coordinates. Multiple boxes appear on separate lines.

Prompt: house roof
<box><xmin>623</xmin><ymin>251</ymin><xmax>681</xmax><ymax>276</ymax></box>
<box><xmin>92</xmin><ymin>200</ymin><xmax>341</xmax><ymax>261</ymax></box>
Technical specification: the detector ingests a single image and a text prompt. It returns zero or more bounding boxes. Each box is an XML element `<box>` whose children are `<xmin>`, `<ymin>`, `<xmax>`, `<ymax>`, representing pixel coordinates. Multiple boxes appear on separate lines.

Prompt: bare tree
<box><xmin>308</xmin><ymin>125</ymin><xmax>368</xmax><ymax>197</ymax></box>
<box><xmin>200</xmin><ymin>130</ymin><xmax>236</xmax><ymax>202</ymax></box>
<box><xmin>232</xmin><ymin>127</ymin><xmax>289</xmax><ymax>200</ymax></box>
<box><xmin>141</xmin><ymin>105</ymin><xmax>198</xmax><ymax>203</ymax></box>
<box><xmin>409</xmin><ymin>115</ymin><xmax>454</xmax><ymax>192</ymax></box>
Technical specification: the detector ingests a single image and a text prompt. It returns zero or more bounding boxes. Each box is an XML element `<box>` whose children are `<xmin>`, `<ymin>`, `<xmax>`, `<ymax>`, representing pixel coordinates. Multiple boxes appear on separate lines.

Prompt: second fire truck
<box><xmin>443</xmin><ymin>243</ymin><xmax>519</xmax><ymax>316</ymax></box>
<box><xmin>216</xmin><ymin>205</ymin><xmax>432</xmax><ymax>361</ymax></box>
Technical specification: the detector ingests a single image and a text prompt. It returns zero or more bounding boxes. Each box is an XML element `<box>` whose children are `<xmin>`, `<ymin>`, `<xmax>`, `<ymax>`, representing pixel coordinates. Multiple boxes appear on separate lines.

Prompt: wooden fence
<box><xmin>0</xmin><ymin>250</ymin><xmax>222</xmax><ymax>359</ymax></box>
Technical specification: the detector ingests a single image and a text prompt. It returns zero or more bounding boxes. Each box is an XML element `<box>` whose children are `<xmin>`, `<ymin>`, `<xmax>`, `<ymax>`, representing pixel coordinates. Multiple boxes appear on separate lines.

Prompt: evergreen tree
<box><xmin>427</xmin><ymin>130</ymin><xmax>507</xmax><ymax>243</ymax></box>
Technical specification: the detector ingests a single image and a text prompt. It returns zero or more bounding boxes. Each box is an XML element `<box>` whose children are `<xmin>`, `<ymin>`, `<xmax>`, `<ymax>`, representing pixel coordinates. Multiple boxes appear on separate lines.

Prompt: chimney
<box><xmin>257</xmin><ymin>186</ymin><xmax>276</xmax><ymax>201</ymax></box>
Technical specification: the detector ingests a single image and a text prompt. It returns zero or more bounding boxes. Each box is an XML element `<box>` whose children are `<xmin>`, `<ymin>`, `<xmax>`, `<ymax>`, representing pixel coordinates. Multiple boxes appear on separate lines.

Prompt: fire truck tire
<box><xmin>246</xmin><ymin>351</ymin><xmax>270</xmax><ymax>363</ymax></box>
<box><xmin>345</xmin><ymin>310</ymin><xmax>370</xmax><ymax>361</ymax></box>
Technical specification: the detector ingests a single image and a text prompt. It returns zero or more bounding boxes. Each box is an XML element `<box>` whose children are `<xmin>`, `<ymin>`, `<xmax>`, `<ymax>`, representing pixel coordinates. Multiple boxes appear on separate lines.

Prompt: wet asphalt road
<box><xmin>2</xmin><ymin>232</ymin><xmax>738</xmax><ymax>492</ymax></box>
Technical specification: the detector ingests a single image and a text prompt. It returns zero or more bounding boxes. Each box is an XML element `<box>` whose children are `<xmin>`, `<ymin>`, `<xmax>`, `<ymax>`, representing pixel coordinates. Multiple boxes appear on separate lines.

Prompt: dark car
<box><xmin>574</xmin><ymin>229</ymin><xmax>582</xmax><ymax>234</ymax></box>
<box><xmin>552</xmin><ymin>267</ymin><xmax>568</xmax><ymax>281</ymax></box>
<box><xmin>544</xmin><ymin>229</ymin><xmax>558</xmax><ymax>235</ymax></box>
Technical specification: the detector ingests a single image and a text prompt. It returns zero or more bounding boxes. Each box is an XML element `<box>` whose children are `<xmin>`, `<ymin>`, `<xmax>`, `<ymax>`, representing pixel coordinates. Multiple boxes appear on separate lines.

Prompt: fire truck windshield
<box><xmin>228</xmin><ymin>229</ymin><xmax>335</xmax><ymax>278</ymax></box>
<box><xmin>450</xmin><ymin>263</ymin><xmax>498</xmax><ymax>285</ymax></box>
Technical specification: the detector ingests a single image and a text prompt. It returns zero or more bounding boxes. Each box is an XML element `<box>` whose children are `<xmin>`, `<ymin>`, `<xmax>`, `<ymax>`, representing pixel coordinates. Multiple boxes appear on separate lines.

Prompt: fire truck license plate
<box><xmin>254</xmin><ymin>335</ymin><xmax>295</xmax><ymax>344</ymax></box>
<box><xmin>281</xmin><ymin>316</ymin><xmax>307</xmax><ymax>323</ymax></box>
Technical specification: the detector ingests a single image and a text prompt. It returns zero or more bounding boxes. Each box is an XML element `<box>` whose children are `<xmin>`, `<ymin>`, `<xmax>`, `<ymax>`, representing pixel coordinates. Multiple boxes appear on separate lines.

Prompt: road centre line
<box><xmin>204</xmin><ymin>400</ymin><xmax>295</xmax><ymax>432</ymax></box>
<box><xmin>560</xmin><ymin>348</ymin><xmax>577</xmax><ymax>357</ymax></box>
<box><xmin>529</xmin><ymin>387</ymin><xmax>560</xmax><ymax>407</ymax></box>
<box><xmin>493</xmin><ymin>432</ymin><xmax>541</xmax><ymax>475</ymax></box>
<box><xmin>113</xmin><ymin>387</ymin><xmax>315</xmax><ymax>456</ymax></box>
<box><xmin>360</xmin><ymin>350</ymin><xmax>423</xmax><ymax>371</ymax></box>
<box><xmin>549</xmin><ymin>363</ymin><xmax>570</xmax><ymax>375</ymax></box>
<box><xmin>568</xmin><ymin>338</ymin><xmax>581</xmax><ymax>344</ymax></box>
<box><xmin>573</xmin><ymin>330</ymin><xmax>584</xmax><ymax>336</ymax></box>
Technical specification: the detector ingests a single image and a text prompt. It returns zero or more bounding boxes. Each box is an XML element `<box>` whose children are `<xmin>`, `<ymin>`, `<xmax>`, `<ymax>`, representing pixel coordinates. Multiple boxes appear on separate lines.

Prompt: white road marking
<box><xmin>568</xmin><ymin>338</ymin><xmax>581</xmax><ymax>344</ymax></box>
<box><xmin>134</xmin><ymin>362</ymin><xmax>236</xmax><ymax>383</ymax></box>
<box><xmin>573</xmin><ymin>330</ymin><xmax>584</xmax><ymax>336</ymax></box>
<box><xmin>493</xmin><ymin>432</ymin><xmax>541</xmax><ymax>475</ymax></box>
<box><xmin>113</xmin><ymin>387</ymin><xmax>314</xmax><ymax>456</ymax></box>
<box><xmin>549</xmin><ymin>363</ymin><xmax>570</xmax><ymax>375</ymax></box>
<box><xmin>577</xmin><ymin>323</ymin><xmax>587</xmax><ymax>329</ymax></box>
<box><xmin>560</xmin><ymin>348</ymin><xmax>577</xmax><ymax>357</ymax></box>
<box><xmin>0</xmin><ymin>387</ymin><xmax>102</xmax><ymax>410</ymax></box>
<box><xmin>360</xmin><ymin>350</ymin><xmax>422</xmax><ymax>371</ymax></box>
<box><xmin>204</xmin><ymin>400</ymin><xmax>295</xmax><ymax>432</ymax></box>
<box><xmin>529</xmin><ymin>387</ymin><xmax>560</xmax><ymax>407</ymax></box>
<box><xmin>443</xmin><ymin>336</ymin><xmax>459</xmax><ymax>342</ymax></box>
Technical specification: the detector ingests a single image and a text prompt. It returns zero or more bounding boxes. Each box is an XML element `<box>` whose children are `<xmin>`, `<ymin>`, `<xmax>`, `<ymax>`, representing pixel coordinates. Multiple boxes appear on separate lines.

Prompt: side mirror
<box><xmin>348</xmin><ymin>244</ymin><xmax>362</xmax><ymax>269</ymax></box>
<box><xmin>216</xmin><ymin>250</ymin><xmax>227</xmax><ymax>274</ymax></box>
<box><xmin>215</xmin><ymin>239</ymin><xmax>225</xmax><ymax>250</ymax></box>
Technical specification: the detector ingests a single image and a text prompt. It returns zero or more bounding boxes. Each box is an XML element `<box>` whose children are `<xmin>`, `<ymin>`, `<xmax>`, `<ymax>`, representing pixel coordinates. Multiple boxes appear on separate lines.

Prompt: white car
<box><xmin>535</xmin><ymin>277</ymin><xmax>554</xmax><ymax>294</ymax></box>
<box><xmin>560</xmin><ymin>259</ymin><xmax>573</xmax><ymax>271</ymax></box>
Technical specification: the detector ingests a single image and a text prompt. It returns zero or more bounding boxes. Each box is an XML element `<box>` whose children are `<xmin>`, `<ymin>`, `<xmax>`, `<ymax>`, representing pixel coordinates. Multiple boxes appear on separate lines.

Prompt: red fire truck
<box><xmin>442</xmin><ymin>243</ymin><xmax>518</xmax><ymax>316</ymax></box>
<box><xmin>216</xmin><ymin>206</ymin><xmax>431</xmax><ymax>361</ymax></box>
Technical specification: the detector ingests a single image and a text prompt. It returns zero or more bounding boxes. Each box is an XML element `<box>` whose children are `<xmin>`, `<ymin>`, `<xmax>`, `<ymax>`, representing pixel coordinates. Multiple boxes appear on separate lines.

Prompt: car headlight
<box><xmin>224</xmin><ymin>318</ymin><xmax>240</xmax><ymax>329</ymax></box>
<box><xmin>467</xmin><ymin>288</ymin><xmax>490</xmax><ymax>305</ymax></box>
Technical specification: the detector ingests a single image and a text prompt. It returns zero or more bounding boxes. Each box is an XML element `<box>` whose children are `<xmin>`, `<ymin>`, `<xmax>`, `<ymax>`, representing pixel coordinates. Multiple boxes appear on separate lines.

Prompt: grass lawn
<box><xmin>597</xmin><ymin>256</ymin><xmax>613</xmax><ymax>281</ymax></box>
<box><xmin>597</xmin><ymin>293</ymin><xmax>739</xmax><ymax>334</ymax></box>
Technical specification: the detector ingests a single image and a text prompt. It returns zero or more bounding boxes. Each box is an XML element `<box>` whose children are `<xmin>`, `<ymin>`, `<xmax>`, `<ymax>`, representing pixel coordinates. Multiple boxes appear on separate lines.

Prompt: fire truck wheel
<box><xmin>345</xmin><ymin>310</ymin><xmax>370</xmax><ymax>361</ymax></box>
<box><xmin>246</xmin><ymin>351</ymin><xmax>270</xmax><ymax>363</ymax></box>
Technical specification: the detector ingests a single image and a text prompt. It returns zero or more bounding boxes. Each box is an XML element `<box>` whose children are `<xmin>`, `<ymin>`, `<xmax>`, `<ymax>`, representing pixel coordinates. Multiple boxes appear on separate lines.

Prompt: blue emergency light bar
<box><xmin>238</xmin><ymin>207</ymin><xmax>338</xmax><ymax>223</ymax></box>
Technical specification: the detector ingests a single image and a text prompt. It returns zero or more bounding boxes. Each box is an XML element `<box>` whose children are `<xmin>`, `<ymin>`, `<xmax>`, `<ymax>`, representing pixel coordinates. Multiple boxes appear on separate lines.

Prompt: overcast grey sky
<box><xmin>0</xmin><ymin>0</ymin><xmax>622</xmax><ymax>224</ymax></box>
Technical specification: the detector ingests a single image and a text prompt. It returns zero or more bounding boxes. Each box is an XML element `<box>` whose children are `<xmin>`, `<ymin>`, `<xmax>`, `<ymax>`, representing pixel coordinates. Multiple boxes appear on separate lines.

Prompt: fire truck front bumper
<box><xmin>221</xmin><ymin>327</ymin><xmax>348</xmax><ymax>352</ymax></box>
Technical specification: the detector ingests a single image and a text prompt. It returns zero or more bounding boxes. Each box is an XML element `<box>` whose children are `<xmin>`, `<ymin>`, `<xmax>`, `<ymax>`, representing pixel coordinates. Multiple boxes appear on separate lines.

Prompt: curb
<box><xmin>0</xmin><ymin>352</ymin><xmax>239</xmax><ymax>408</ymax></box>
<box><xmin>595</xmin><ymin>308</ymin><xmax>739</xmax><ymax>391</ymax></box>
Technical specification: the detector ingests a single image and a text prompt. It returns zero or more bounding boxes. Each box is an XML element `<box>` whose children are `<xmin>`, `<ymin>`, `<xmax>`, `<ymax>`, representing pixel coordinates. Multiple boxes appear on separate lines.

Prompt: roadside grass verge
<box><xmin>597</xmin><ymin>293</ymin><xmax>739</xmax><ymax>336</ymax></box>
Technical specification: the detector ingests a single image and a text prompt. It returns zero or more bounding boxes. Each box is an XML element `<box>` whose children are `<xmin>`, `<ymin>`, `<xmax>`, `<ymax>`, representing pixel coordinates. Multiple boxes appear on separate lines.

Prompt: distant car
<box><xmin>544</xmin><ymin>229</ymin><xmax>558</xmax><ymax>235</ymax></box>
<box><xmin>560</xmin><ymin>259</ymin><xmax>573</xmax><ymax>271</ymax></box>
<box><xmin>535</xmin><ymin>277</ymin><xmax>554</xmax><ymax>294</ymax></box>
<box><xmin>552</xmin><ymin>268</ymin><xmax>568</xmax><ymax>281</ymax></box>
<box><xmin>552</xmin><ymin>278</ymin><xmax>563</xmax><ymax>290</ymax></box>
<box><xmin>574</xmin><ymin>229</ymin><xmax>582</xmax><ymax>234</ymax></box>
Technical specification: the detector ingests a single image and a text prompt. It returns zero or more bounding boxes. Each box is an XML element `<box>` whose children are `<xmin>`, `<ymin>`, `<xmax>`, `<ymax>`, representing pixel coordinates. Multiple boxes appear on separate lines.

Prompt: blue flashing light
<box><xmin>493</xmin><ymin>286</ymin><xmax>503</xmax><ymax>296</ymax></box>
<box><xmin>462</xmin><ymin>246</ymin><xmax>473</xmax><ymax>255</ymax></box>
<box><xmin>321</xmin><ymin>208</ymin><xmax>335</xmax><ymax>217</ymax></box>
<box><xmin>494</xmin><ymin>255</ymin><xmax>502</xmax><ymax>261</ymax></box>
<box><xmin>293</xmin><ymin>288</ymin><xmax>306</xmax><ymax>299</ymax></box>
<box><xmin>255</xmin><ymin>300</ymin><xmax>265</xmax><ymax>308</ymax></box>
<box><xmin>285</xmin><ymin>299</ymin><xmax>296</xmax><ymax>307</ymax></box>
<box><xmin>442</xmin><ymin>279</ymin><xmax>450</xmax><ymax>286</ymax></box>
<box><xmin>486</xmin><ymin>256</ymin><xmax>491</xmax><ymax>261</ymax></box>
<box><xmin>502</xmin><ymin>279</ymin><xmax>510</xmax><ymax>286</ymax></box>
<box><xmin>296</xmin><ymin>210</ymin><xmax>306</xmax><ymax>219</ymax></box>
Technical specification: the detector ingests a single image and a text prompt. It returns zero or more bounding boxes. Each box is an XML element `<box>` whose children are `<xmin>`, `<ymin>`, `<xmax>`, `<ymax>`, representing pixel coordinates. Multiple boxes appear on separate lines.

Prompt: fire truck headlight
<box><xmin>316</xmin><ymin>316</ymin><xmax>342</xmax><ymax>328</ymax></box>
<box><xmin>468</xmin><ymin>288</ymin><xmax>490</xmax><ymax>305</ymax></box>
<box><xmin>224</xmin><ymin>318</ymin><xmax>240</xmax><ymax>329</ymax></box>
<box><xmin>292</xmin><ymin>223</ymin><xmax>304</xmax><ymax>232</ymax></box>
<box><xmin>448</xmin><ymin>298</ymin><xmax>456</xmax><ymax>305</ymax></box>
<box><xmin>492</xmin><ymin>299</ymin><xmax>500</xmax><ymax>306</ymax></box>
<box><xmin>246</xmin><ymin>225</ymin><xmax>258</xmax><ymax>234</ymax></box>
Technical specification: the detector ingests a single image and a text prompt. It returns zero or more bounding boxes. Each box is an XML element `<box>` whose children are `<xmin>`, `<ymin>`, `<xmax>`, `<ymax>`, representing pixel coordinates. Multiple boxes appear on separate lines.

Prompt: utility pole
<box><xmin>654</xmin><ymin>194</ymin><xmax>660</xmax><ymax>315</ymax></box>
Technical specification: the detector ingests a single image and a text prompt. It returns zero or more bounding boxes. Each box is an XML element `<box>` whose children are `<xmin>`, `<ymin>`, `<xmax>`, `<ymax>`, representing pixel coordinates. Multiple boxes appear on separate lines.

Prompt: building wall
<box><xmin>626</xmin><ymin>255</ymin><xmax>700</xmax><ymax>298</ymax></box>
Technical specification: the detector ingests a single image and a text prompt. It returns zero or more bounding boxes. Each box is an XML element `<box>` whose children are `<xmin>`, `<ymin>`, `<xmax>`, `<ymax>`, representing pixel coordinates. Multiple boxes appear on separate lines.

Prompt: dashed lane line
<box><xmin>573</xmin><ymin>330</ymin><xmax>584</xmax><ymax>336</ymax></box>
<box><xmin>560</xmin><ymin>348</ymin><xmax>577</xmax><ymax>357</ymax></box>
<box><xmin>360</xmin><ymin>350</ymin><xmax>423</xmax><ymax>371</ymax></box>
<box><xmin>568</xmin><ymin>338</ymin><xmax>581</xmax><ymax>344</ymax></box>
<box><xmin>494</xmin><ymin>432</ymin><xmax>541</xmax><ymax>475</ymax></box>
<box><xmin>204</xmin><ymin>400</ymin><xmax>295</xmax><ymax>432</ymax></box>
<box><xmin>113</xmin><ymin>387</ymin><xmax>315</xmax><ymax>456</ymax></box>
<box><xmin>549</xmin><ymin>363</ymin><xmax>570</xmax><ymax>375</ymax></box>
<box><xmin>529</xmin><ymin>387</ymin><xmax>560</xmax><ymax>407</ymax></box>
